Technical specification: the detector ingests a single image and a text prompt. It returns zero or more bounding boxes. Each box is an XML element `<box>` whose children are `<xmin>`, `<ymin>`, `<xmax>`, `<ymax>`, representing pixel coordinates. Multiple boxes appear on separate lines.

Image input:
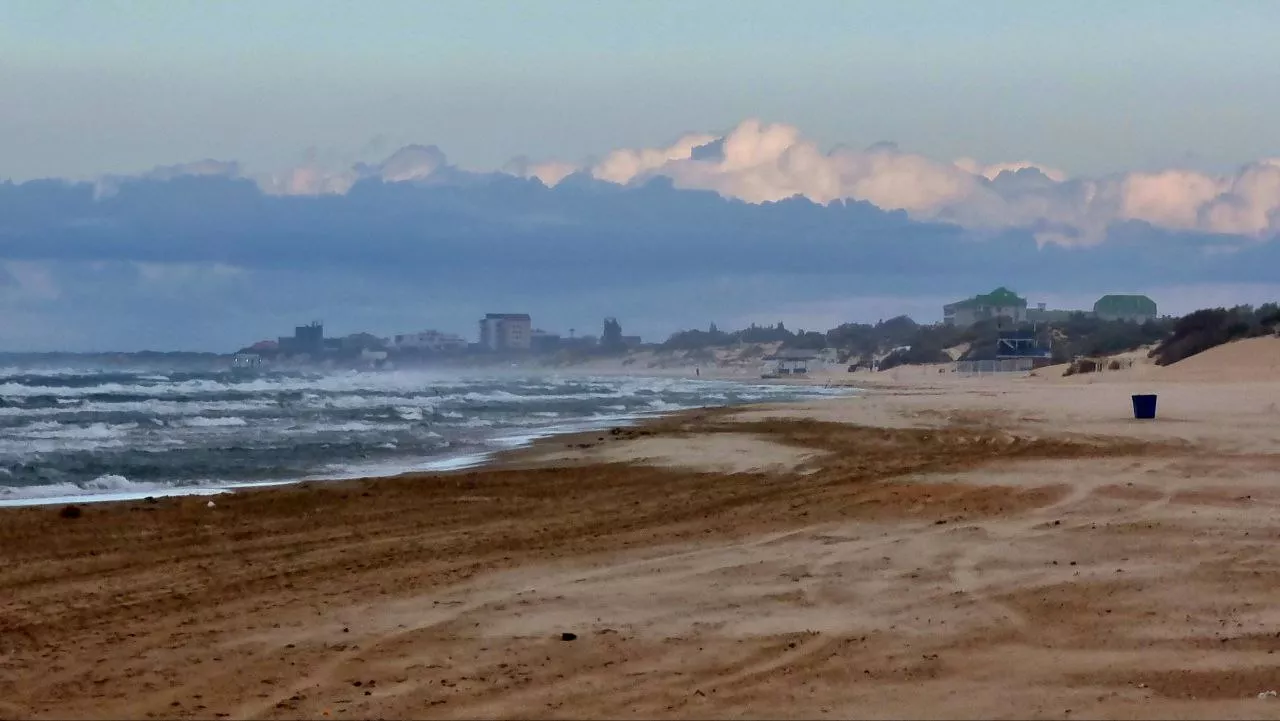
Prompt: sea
<box><xmin>0</xmin><ymin>366</ymin><xmax>852</xmax><ymax>506</ymax></box>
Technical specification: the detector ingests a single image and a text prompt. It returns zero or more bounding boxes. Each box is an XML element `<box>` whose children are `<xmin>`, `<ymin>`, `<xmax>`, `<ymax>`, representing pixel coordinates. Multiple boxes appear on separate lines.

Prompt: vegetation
<box><xmin>1150</xmin><ymin>304</ymin><xmax>1280</xmax><ymax>366</ymax></box>
<box><xmin>653</xmin><ymin>300</ymin><xmax>1280</xmax><ymax>372</ymax></box>
<box><xmin>1047</xmin><ymin>313</ymin><xmax>1174</xmax><ymax>363</ymax></box>
<box><xmin>878</xmin><ymin>345</ymin><xmax>951</xmax><ymax>371</ymax></box>
<box><xmin>657</xmin><ymin>305</ymin><xmax>1270</xmax><ymax>370</ymax></box>
<box><xmin>661</xmin><ymin>322</ymin><xmax>824</xmax><ymax>351</ymax></box>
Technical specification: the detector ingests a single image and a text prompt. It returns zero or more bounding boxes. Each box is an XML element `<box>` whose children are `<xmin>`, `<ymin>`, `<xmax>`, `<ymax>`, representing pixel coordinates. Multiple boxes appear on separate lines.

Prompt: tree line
<box><xmin>659</xmin><ymin>304</ymin><xmax>1280</xmax><ymax>369</ymax></box>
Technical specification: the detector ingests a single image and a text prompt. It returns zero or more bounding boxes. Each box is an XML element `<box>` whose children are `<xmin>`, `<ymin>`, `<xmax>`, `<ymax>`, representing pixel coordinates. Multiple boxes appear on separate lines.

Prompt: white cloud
<box><xmin>590</xmin><ymin>131</ymin><xmax>718</xmax><ymax>185</ymax></box>
<box><xmin>1119</xmin><ymin>170</ymin><xmax>1225</xmax><ymax>230</ymax></box>
<box><xmin>261</xmin><ymin>163</ymin><xmax>356</xmax><ymax>196</ymax></box>
<box><xmin>258</xmin><ymin>144</ymin><xmax>450</xmax><ymax>196</ymax></box>
<box><xmin>365</xmin><ymin>144</ymin><xmax>447</xmax><ymax>183</ymax></box>
<box><xmin>492</xmin><ymin>119</ymin><xmax>1280</xmax><ymax>245</ymax></box>
<box><xmin>954</xmin><ymin>157</ymin><xmax>1067</xmax><ymax>183</ymax></box>
<box><xmin>1197</xmin><ymin>159</ymin><xmax>1280</xmax><ymax>236</ymax></box>
<box><xmin>122</xmin><ymin>119</ymin><xmax>1280</xmax><ymax>245</ymax></box>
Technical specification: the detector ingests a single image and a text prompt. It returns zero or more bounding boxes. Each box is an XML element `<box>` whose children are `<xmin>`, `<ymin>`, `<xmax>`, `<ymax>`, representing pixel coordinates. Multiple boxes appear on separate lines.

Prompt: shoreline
<box><xmin>0</xmin><ymin>374</ymin><xmax>860</xmax><ymax>509</ymax></box>
<box><xmin>10</xmin><ymin>354</ymin><xmax>1280</xmax><ymax>717</ymax></box>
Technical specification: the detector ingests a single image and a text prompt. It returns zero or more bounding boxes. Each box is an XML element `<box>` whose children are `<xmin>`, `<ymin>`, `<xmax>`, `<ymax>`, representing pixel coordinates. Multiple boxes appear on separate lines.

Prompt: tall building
<box><xmin>479</xmin><ymin>313</ymin><xmax>532</xmax><ymax>351</ymax></box>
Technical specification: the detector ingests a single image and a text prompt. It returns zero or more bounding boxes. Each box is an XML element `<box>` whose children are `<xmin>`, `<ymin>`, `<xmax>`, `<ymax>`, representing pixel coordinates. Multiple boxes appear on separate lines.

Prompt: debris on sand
<box><xmin>58</xmin><ymin>505</ymin><xmax>82</xmax><ymax>519</ymax></box>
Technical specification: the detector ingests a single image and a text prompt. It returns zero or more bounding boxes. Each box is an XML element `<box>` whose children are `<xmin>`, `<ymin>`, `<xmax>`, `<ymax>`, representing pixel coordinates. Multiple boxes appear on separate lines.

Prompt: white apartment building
<box><xmin>479</xmin><ymin>313</ymin><xmax>532</xmax><ymax>351</ymax></box>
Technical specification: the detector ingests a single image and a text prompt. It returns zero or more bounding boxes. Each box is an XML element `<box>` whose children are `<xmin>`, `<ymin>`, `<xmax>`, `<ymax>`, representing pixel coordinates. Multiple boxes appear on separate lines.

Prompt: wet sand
<box><xmin>5</xmin><ymin>367</ymin><xmax>1280</xmax><ymax>719</ymax></box>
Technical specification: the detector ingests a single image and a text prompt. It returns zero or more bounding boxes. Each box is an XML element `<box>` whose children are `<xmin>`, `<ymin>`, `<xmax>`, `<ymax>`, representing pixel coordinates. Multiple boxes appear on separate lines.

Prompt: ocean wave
<box><xmin>180</xmin><ymin>416</ymin><xmax>249</xmax><ymax>427</ymax></box>
<box><xmin>0</xmin><ymin>370</ymin><xmax>859</xmax><ymax>500</ymax></box>
<box><xmin>9</xmin><ymin>420</ymin><xmax>138</xmax><ymax>440</ymax></box>
<box><xmin>645</xmin><ymin>399</ymin><xmax>690</xmax><ymax>412</ymax></box>
<box><xmin>0</xmin><ymin>398</ymin><xmax>278</xmax><ymax>418</ymax></box>
<box><xmin>0</xmin><ymin>437</ymin><xmax>129</xmax><ymax>455</ymax></box>
<box><xmin>0</xmin><ymin>474</ymin><xmax>179</xmax><ymax>502</ymax></box>
<box><xmin>0</xmin><ymin>369</ymin><xmax>482</xmax><ymax>400</ymax></box>
<box><xmin>302</xmin><ymin>421</ymin><xmax>409</xmax><ymax>434</ymax></box>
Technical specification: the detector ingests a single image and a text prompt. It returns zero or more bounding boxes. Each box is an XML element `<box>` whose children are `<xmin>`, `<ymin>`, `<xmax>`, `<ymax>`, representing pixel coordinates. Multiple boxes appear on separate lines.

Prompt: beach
<box><xmin>5</xmin><ymin>339</ymin><xmax>1280</xmax><ymax>718</ymax></box>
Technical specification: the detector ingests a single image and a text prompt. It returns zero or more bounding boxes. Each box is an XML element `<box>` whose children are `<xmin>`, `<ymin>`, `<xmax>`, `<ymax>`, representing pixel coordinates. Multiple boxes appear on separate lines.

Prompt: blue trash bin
<box><xmin>1131</xmin><ymin>394</ymin><xmax>1157</xmax><ymax>419</ymax></box>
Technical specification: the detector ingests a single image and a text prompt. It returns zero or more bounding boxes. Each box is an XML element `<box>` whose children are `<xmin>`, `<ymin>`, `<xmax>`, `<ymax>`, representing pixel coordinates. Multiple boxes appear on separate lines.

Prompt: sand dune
<box><xmin>1159</xmin><ymin>335</ymin><xmax>1280</xmax><ymax>382</ymax></box>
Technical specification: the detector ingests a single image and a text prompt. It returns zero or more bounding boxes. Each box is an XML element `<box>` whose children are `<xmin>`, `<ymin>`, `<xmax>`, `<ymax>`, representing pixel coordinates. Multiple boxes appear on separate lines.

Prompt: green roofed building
<box><xmin>943</xmin><ymin>287</ymin><xmax>1028</xmax><ymax>328</ymax></box>
<box><xmin>1094</xmin><ymin>294</ymin><xmax>1157</xmax><ymax>323</ymax></box>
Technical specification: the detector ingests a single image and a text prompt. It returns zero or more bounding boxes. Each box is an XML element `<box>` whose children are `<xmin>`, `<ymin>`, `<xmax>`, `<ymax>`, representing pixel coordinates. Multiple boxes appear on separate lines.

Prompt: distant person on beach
<box><xmin>695</xmin><ymin>367</ymin><xmax>700</xmax><ymax>377</ymax></box>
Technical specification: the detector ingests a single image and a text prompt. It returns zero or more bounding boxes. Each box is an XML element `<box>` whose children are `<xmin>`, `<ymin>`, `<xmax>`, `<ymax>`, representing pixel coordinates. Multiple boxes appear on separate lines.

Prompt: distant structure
<box><xmin>278</xmin><ymin>321</ymin><xmax>324</xmax><ymax>355</ymax></box>
<box><xmin>996</xmin><ymin>329</ymin><xmax>1052</xmax><ymax>361</ymax></box>
<box><xmin>761</xmin><ymin>349</ymin><xmax>821</xmax><ymax>378</ymax></box>
<box><xmin>1094</xmin><ymin>294</ymin><xmax>1157</xmax><ymax>323</ymax></box>
<box><xmin>943</xmin><ymin>288</ymin><xmax>1028</xmax><ymax>328</ymax></box>
<box><xmin>1025</xmin><ymin>302</ymin><xmax>1077</xmax><ymax>323</ymax></box>
<box><xmin>479</xmin><ymin>313</ymin><xmax>532</xmax><ymax>351</ymax></box>
<box><xmin>602</xmin><ymin>317</ymin><xmax>624</xmax><ymax>351</ymax></box>
<box><xmin>530</xmin><ymin>329</ymin><xmax>562</xmax><ymax>354</ymax></box>
<box><xmin>392</xmin><ymin>330</ymin><xmax>468</xmax><ymax>352</ymax></box>
<box><xmin>946</xmin><ymin>290</ymin><xmax>1158</xmax><ymax>327</ymax></box>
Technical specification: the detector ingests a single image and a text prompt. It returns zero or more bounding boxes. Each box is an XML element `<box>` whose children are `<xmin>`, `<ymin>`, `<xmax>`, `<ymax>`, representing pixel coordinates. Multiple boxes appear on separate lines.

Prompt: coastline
<box><xmin>8</xmin><ymin>347</ymin><xmax>1280</xmax><ymax>717</ymax></box>
<box><xmin>0</xmin><ymin>372</ymin><xmax>857</xmax><ymax>508</ymax></box>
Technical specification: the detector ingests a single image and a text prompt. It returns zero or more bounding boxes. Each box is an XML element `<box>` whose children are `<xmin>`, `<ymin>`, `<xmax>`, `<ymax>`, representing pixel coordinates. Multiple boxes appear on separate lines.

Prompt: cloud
<box><xmin>116</xmin><ymin>119</ymin><xmax>1279</xmax><ymax>247</ymax></box>
<box><xmin>954</xmin><ymin>158</ymin><xmax>1068</xmax><ymax>183</ymax></box>
<box><xmin>0</xmin><ymin>260</ymin><xmax>61</xmax><ymax>303</ymax></box>
<box><xmin>590</xmin><ymin>132</ymin><xmax>719</xmax><ymax>185</ymax></box>
<box><xmin>4</xmin><ymin>121</ymin><xmax>1280</xmax><ymax>351</ymax></box>
<box><xmin>494</xmin><ymin>119</ymin><xmax>1280</xmax><ymax>245</ymax></box>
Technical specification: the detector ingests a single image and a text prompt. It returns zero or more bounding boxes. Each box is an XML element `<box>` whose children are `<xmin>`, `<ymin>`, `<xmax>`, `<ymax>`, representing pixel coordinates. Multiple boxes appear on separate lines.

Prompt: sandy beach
<box><xmin>5</xmin><ymin>338</ymin><xmax>1280</xmax><ymax>719</ymax></box>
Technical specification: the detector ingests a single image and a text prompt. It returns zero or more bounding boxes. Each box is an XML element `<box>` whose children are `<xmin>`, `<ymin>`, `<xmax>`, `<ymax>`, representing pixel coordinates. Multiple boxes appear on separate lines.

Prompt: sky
<box><xmin>2</xmin><ymin>1</ymin><xmax>1280</xmax><ymax>351</ymax></box>
<box><xmin>5</xmin><ymin>0</ymin><xmax>1280</xmax><ymax>180</ymax></box>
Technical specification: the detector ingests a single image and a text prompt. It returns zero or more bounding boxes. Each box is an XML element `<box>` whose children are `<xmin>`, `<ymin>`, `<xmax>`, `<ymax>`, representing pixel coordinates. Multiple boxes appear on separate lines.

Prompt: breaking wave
<box><xmin>0</xmin><ymin>367</ymin><xmax>854</xmax><ymax>505</ymax></box>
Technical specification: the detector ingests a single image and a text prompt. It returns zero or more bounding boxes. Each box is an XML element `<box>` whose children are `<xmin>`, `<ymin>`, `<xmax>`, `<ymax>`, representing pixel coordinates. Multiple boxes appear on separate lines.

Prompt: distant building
<box><xmin>392</xmin><ymin>330</ymin><xmax>468</xmax><ymax>352</ymax></box>
<box><xmin>761</xmin><ymin>349</ymin><xmax>821</xmax><ymax>377</ymax></box>
<box><xmin>340</xmin><ymin>333</ymin><xmax>387</xmax><ymax>351</ymax></box>
<box><xmin>560</xmin><ymin>334</ymin><xmax>598</xmax><ymax>351</ymax></box>
<box><xmin>602</xmin><ymin>317</ymin><xmax>624</xmax><ymax>351</ymax></box>
<box><xmin>278</xmin><ymin>321</ymin><xmax>324</xmax><ymax>355</ymax></box>
<box><xmin>479</xmin><ymin>313</ymin><xmax>532</xmax><ymax>351</ymax></box>
<box><xmin>1094</xmin><ymin>294</ymin><xmax>1157</xmax><ymax>323</ymax></box>
<box><xmin>1025</xmin><ymin>302</ymin><xmax>1079</xmax><ymax>323</ymax></box>
<box><xmin>996</xmin><ymin>329</ymin><xmax>1051</xmax><ymax>360</ymax></box>
<box><xmin>943</xmin><ymin>287</ymin><xmax>1028</xmax><ymax>328</ymax></box>
<box><xmin>530</xmin><ymin>329</ymin><xmax>562</xmax><ymax>354</ymax></box>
